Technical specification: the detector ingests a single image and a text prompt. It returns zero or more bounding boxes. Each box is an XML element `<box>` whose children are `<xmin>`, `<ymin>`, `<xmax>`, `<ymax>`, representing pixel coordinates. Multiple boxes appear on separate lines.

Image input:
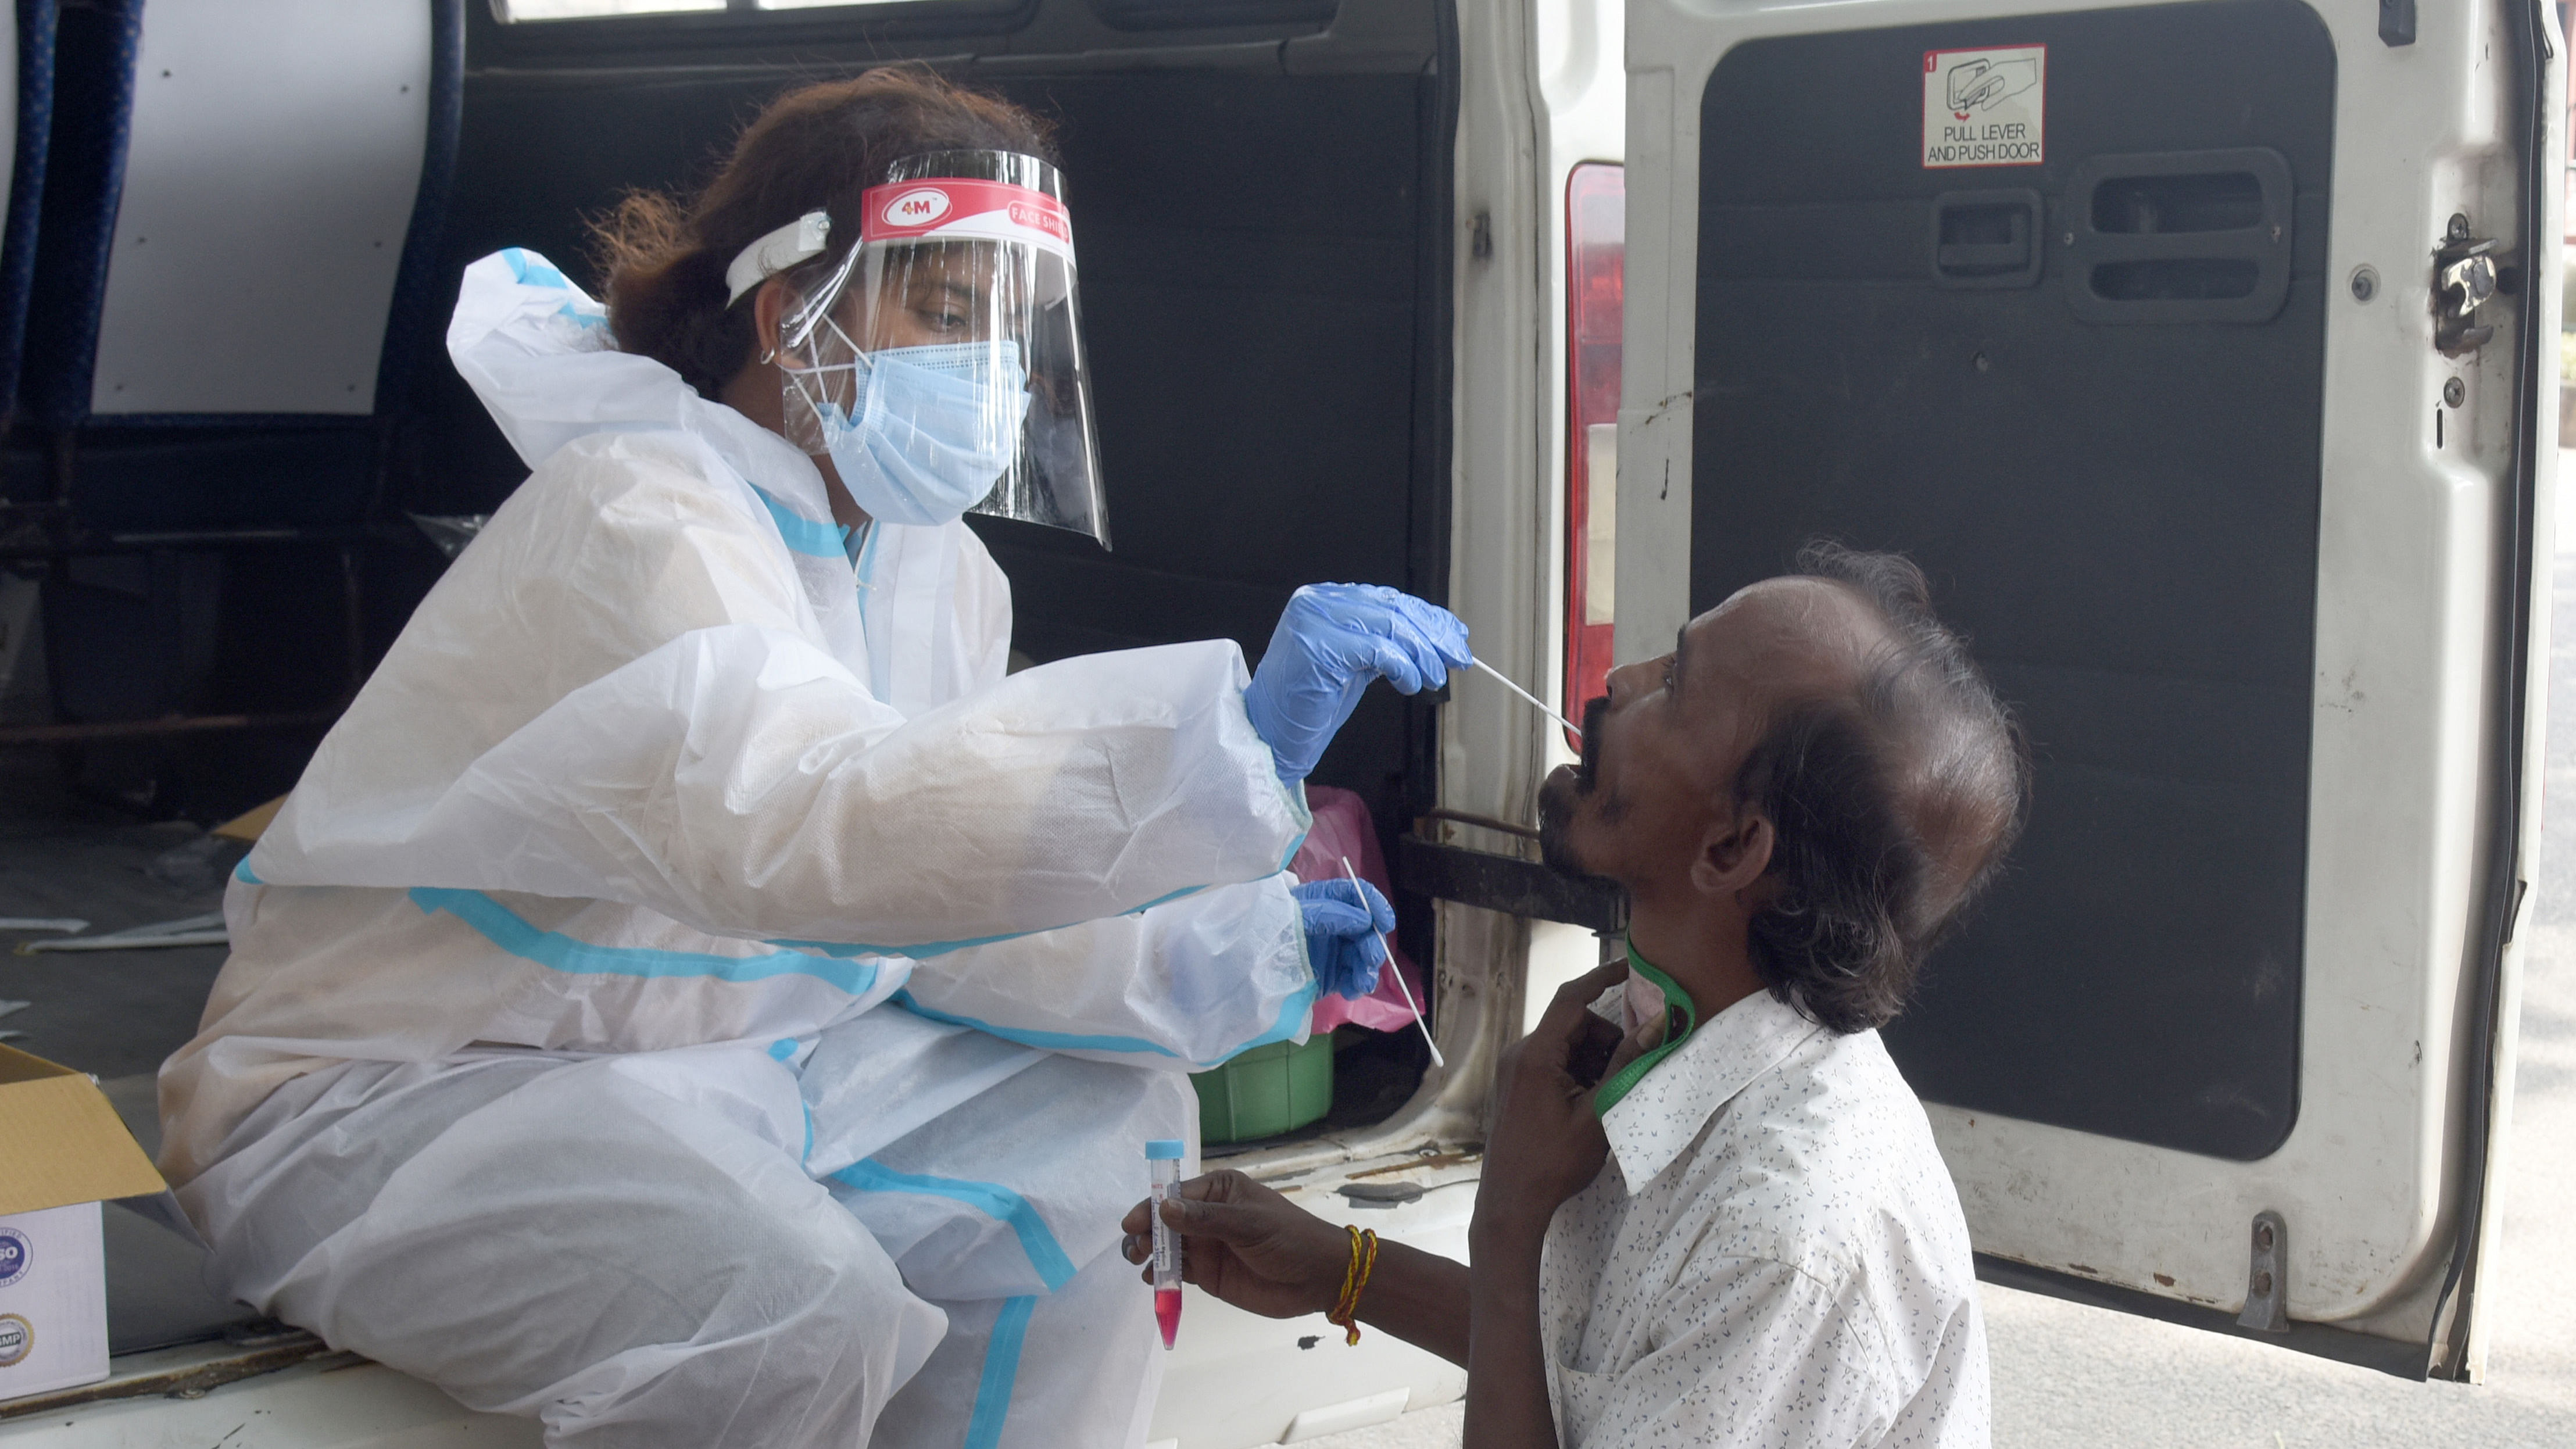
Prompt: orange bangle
<box><xmin>1325</xmin><ymin>1226</ymin><xmax>1380</xmax><ymax>1346</ymax></box>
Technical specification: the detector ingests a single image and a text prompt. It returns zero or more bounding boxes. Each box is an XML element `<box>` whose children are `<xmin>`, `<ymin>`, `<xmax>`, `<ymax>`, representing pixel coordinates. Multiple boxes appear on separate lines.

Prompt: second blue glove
<box><xmin>1291</xmin><ymin>877</ymin><xmax>1396</xmax><ymax>1000</ymax></box>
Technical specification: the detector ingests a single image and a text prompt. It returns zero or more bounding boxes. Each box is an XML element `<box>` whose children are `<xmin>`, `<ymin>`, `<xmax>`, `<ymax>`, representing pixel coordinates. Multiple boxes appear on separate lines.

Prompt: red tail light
<box><xmin>1562</xmin><ymin>162</ymin><xmax>1624</xmax><ymax>752</ymax></box>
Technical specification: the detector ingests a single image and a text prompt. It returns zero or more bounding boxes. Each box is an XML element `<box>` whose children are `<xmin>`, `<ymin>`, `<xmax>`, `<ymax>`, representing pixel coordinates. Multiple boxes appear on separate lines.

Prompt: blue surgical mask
<box><xmin>816</xmin><ymin>342</ymin><xmax>1031</xmax><ymax>528</ymax></box>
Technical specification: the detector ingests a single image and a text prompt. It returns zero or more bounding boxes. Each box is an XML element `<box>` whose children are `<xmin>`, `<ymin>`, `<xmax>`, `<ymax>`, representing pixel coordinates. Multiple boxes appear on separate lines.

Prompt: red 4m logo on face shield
<box><xmin>860</xmin><ymin>178</ymin><xmax>1076</xmax><ymax>260</ymax></box>
<box><xmin>882</xmin><ymin>188</ymin><xmax>953</xmax><ymax>228</ymax></box>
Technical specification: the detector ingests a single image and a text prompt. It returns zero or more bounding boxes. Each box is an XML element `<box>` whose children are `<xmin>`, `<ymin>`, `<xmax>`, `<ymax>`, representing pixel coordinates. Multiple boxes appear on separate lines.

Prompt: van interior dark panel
<box><xmin>1691</xmin><ymin>0</ymin><xmax>2332</xmax><ymax>1161</ymax></box>
<box><xmin>412</xmin><ymin>3</ymin><xmax>1452</xmax><ymax>827</ymax></box>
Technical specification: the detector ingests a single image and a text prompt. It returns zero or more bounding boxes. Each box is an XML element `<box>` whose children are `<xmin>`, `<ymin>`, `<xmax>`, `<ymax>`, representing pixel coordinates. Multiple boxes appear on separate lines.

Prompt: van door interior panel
<box><xmin>1689</xmin><ymin>0</ymin><xmax>2335</xmax><ymax>1162</ymax></box>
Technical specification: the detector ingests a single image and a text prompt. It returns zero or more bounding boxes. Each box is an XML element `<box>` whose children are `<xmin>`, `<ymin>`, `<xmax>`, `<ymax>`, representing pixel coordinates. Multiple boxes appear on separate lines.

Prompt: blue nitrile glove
<box><xmin>1243</xmin><ymin>584</ymin><xmax>1473</xmax><ymax>782</ymax></box>
<box><xmin>1291</xmin><ymin>878</ymin><xmax>1397</xmax><ymax>1000</ymax></box>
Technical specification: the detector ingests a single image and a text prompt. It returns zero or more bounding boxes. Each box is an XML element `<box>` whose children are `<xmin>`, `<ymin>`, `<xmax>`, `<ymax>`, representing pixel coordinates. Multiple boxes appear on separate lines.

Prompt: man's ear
<box><xmin>1690</xmin><ymin>803</ymin><xmax>1774</xmax><ymax>901</ymax></box>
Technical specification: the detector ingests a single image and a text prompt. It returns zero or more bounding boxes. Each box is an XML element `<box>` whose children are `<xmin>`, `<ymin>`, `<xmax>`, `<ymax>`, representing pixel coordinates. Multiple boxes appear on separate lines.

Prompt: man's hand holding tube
<box><xmin>1118</xmin><ymin>1172</ymin><xmax>1351</xmax><ymax>1322</ymax></box>
<box><xmin>1117</xmin><ymin>1167</ymin><xmax>1475</xmax><ymax>1369</ymax></box>
<box><xmin>1119</xmin><ymin>959</ymin><xmax>1647</xmax><ymax>1448</ymax></box>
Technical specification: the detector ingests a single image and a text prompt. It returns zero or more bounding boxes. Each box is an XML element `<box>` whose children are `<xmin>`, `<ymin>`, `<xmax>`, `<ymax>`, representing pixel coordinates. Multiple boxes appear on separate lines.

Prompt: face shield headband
<box><xmin>729</xmin><ymin>152</ymin><xmax>1110</xmax><ymax>548</ymax></box>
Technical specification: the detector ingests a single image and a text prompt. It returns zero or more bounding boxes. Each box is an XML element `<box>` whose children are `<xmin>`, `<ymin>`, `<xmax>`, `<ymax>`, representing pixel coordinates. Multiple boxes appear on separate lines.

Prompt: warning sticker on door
<box><xmin>1923</xmin><ymin>46</ymin><xmax>2045</xmax><ymax>169</ymax></box>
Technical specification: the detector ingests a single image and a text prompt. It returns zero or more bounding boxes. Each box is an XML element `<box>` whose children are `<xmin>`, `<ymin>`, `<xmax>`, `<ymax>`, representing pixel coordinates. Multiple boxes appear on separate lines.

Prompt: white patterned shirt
<box><xmin>1539</xmin><ymin>988</ymin><xmax>1989</xmax><ymax>1448</ymax></box>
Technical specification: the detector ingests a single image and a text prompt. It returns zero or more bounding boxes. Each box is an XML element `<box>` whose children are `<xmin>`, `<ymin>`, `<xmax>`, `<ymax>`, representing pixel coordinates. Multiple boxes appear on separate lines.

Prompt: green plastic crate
<box><xmin>1192</xmin><ymin>1034</ymin><xmax>1333</xmax><ymax>1143</ymax></box>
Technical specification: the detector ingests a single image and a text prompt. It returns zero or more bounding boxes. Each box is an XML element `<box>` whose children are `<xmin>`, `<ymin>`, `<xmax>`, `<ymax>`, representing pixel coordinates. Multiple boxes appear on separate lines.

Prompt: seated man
<box><xmin>1123</xmin><ymin>543</ymin><xmax>2027</xmax><ymax>1448</ymax></box>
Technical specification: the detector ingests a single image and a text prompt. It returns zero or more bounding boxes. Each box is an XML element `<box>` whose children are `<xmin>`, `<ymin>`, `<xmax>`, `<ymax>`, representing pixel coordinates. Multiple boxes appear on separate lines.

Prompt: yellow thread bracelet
<box><xmin>1325</xmin><ymin>1226</ymin><xmax>1379</xmax><ymax>1347</ymax></box>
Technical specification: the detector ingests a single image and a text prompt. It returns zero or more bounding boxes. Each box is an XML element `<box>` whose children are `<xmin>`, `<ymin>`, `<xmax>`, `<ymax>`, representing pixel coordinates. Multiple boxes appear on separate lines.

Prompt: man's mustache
<box><xmin>1575</xmin><ymin>696</ymin><xmax>1609</xmax><ymax>786</ymax></box>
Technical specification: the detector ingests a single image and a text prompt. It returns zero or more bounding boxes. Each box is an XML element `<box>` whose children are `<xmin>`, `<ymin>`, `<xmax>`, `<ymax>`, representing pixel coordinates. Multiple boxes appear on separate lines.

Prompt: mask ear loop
<box><xmin>774</xmin><ymin>307</ymin><xmax>870</xmax><ymax>451</ymax></box>
<box><xmin>775</xmin><ymin>241</ymin><xmax>883</xmax><ymax>431</ymax></box>
<box><xmin>777</xmin><ymin>240</ymin><xmax>868</xmax><ymax>359</ymax></box>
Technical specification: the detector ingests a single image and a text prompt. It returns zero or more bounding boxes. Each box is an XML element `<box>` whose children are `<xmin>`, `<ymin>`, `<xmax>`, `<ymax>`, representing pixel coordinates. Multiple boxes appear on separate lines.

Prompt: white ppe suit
<box><xmin>157</xmin><ymin>249</ymin><xmax>1319</xmax><ymax>1448</ymax></box>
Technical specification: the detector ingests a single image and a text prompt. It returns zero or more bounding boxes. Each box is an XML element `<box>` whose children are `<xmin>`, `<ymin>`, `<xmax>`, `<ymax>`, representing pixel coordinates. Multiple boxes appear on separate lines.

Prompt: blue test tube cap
<box><xmin>1145</xmin><ymin>1139</ymin><xmax>1187</xmax><ymax>1161</ymax></box>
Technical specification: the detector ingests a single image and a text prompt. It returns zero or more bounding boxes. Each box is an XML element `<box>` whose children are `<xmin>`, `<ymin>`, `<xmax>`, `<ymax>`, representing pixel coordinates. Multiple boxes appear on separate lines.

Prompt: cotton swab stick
<box><xmin>1340</xmin><ymin>855</ymin><xmax>1444</xmax><ymax>1069</ymax></box>
<box><xmin>1469</xmin><ymin>657</ymin><xmax>1580</xmax><ymax>739</ymax></box>
<box><xmin>16</xmin><ymin>912</ymin><xmax>227</xmax><ymax>955</ymax></box>
<box><xmin>20</xmin><ymin>931</ymin><xmax>228</xmax><ymax>955</ymax></box>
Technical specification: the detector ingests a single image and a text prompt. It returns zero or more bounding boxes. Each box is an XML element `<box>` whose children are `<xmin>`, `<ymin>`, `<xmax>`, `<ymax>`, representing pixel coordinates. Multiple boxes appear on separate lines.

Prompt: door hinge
<box><xmin>2237</xmin><ymin>1210</ymin><xmax>2290</xmax><ymax>1333</ymax></box>
<box><xmin>2435</xmin><ymin>214</ymin><xmax>2503</xmax><ymax>357</ymax></box>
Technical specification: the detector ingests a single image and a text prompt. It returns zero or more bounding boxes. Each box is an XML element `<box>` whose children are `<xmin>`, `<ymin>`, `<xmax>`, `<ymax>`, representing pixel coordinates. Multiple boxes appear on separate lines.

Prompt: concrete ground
<box><xmin>1314</xmin><ymin>471</ymin><xmax>2576</xmax><ymax>1448</ymax></box>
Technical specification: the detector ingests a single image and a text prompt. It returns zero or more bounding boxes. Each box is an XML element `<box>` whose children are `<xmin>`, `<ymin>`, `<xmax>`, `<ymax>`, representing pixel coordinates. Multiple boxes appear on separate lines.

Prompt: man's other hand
<box><xmin>1475</xmin><ymin>959</ymin><xmax>1629</xmax><ymax>1254</ymax></box>
<box><xmin>1120</xmin><ymin>1169</ymin><xmax>1350</xmax><ymax>1320</ymax></box>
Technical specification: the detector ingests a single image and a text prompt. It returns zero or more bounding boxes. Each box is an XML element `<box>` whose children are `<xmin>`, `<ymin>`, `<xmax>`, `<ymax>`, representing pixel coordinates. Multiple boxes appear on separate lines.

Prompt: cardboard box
<box><xmin>0</xmin><ymin>1046</ymin><xmax>167</xmax><ymax>1403</ymax></box>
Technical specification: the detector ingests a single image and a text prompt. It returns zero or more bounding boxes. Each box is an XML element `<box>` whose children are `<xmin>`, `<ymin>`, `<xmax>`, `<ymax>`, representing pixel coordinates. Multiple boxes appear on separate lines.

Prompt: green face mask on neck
<box><xmin>1591</xmin><ymin>942</ymin><xmax>1698</xmax><ymax>1115</ymax></box>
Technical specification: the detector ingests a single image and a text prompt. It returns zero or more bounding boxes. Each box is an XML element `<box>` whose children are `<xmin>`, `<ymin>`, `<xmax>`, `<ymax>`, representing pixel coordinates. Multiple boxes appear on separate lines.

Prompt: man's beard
<box><xmin>1539</xmin><ymin>696</ymin><xmax>1614</xmax><ymax>877</ymax></box>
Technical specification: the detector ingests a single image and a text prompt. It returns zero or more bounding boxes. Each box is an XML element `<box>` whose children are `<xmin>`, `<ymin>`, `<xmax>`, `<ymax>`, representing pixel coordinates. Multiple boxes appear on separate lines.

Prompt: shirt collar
<box><xmin>1599</xmin><ymin>986</ymin><xmax>1826</xmax><ymax>1192</ymax></box>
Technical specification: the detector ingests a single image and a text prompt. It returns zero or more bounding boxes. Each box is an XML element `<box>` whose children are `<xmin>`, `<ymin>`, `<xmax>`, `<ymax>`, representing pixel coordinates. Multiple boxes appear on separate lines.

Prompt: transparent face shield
<box><xmin>768</xmin><ymin>151</ymin><xmax>1109</xmax><ymax>548</ymax></box>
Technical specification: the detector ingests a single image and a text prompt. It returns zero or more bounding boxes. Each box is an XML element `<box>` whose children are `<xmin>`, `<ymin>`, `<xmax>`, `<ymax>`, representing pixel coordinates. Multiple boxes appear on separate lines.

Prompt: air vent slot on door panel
<box><xmin>2091</xmin><ymin>171</ymin><xmax>2266</xmax><ymax>234</ymax></box>
<box><xmin>2067</xmin><ymin>148</ymin><xmax>2293</xmax><ymax>323</ymax></box>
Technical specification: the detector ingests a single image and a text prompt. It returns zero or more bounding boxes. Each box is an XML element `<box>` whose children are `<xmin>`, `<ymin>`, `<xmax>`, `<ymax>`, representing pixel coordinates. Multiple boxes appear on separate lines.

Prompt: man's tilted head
<box><xmin>1538</xmin><ymin>542</ymin><xmax>2028</xmax><ymax>1033</ymax></box>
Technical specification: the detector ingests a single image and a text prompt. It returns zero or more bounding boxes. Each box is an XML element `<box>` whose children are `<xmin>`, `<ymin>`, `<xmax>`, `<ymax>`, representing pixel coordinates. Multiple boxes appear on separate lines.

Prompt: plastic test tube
<box><xmin>1147</xmin><ymin>1138</ymin><xmax>1187</xmax><ymax>1348</ymax></box>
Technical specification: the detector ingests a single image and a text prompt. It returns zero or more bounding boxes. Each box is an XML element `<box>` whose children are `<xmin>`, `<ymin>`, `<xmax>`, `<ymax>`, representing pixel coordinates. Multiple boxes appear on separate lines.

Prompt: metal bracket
<box><xmin>2236</xmin><ymin>1210</ymin><xmax>2289</xmax><ymax>1333</ymax></box>
<box><xmin>1395</xmin><ymin>835</ymin><xmax>1627</xmax><ymax>935</ymax></box>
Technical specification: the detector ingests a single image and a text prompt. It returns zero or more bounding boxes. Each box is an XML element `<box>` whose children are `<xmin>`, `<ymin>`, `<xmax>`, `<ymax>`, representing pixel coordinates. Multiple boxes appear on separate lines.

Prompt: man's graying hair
<box><xmin>1734</xmin><ymin>542</ymin><xmax>2029</xmax><ymax>1034</ymax></box>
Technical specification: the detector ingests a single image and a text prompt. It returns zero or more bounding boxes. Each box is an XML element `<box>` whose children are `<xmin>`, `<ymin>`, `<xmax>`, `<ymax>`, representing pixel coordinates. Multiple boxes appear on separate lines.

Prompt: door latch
<box><xmin>2236</xmin><ymin>1209</ymin><xmax>2289</xmax><ymax>1333</ymax></box>
<box><xmin>1930</xmin><ymin>189</ymin><xmax>2044</xmax><ymax>289</ymax></box>
<box><xmin>2435</xmin><ymin>214</ymin><xmax>2502</xmax><ymax>357</ymax></box>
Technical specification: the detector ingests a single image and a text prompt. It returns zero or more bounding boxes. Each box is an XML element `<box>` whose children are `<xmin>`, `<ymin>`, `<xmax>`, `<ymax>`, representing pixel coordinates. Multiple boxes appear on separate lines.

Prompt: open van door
<box><xmin>1615</xmin><ymin>0</ymin><xmax>2558</xmax><ymax>1380</ymax></box>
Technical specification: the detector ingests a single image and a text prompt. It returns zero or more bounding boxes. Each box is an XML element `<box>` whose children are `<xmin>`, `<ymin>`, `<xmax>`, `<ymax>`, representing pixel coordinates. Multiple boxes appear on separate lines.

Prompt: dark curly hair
<box><xmin>588</xmin><ymin>66</ymin><xmax>1054</xmax><ymax>398</ymax></box>
<box><xmin>1736</xmin><ymin>542</ymin><xmax>2029</xmax><ymax>1033</ymax></box>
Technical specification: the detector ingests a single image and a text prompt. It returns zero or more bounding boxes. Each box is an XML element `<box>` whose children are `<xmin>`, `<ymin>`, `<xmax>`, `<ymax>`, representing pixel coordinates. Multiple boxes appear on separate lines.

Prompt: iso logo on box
<box><xmin>0</xmin><ymin>1314</ymin><xmax>28</xmax><ymax>1368</ymax></box>
<box><xmin>882</xmin><ymin>187</ymin><xmax>951</xmax><ymax>228</ymax></box>
<box><xmin>0</xmin><ymin>1228</ymin><xmax>29</xmax><ymax>1289</ymax></box>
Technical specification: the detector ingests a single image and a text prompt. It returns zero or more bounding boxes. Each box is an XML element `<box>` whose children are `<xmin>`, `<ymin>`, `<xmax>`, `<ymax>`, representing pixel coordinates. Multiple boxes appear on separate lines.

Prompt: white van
<box><xmin>0</xmin><ymin>0</ymin><xmax>2553</xmax><ymax>1443</ymax></box>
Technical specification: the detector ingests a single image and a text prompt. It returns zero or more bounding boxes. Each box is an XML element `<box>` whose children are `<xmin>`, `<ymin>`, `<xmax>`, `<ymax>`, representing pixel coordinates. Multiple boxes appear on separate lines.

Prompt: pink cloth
<box><xmin>1289</xmin><ymin>786</ymin><xmax>1425</xmax><ymax>1033</ymax></box>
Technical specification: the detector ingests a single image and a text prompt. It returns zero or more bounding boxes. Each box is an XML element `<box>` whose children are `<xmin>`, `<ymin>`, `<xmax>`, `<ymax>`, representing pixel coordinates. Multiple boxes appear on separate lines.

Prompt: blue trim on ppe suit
<box><xmin>828</xmin><ymin>1160</ymin><xmax>1078</xmax><ymax>1293</ymax></box>
<box><xmin>409</xmin><ymin>888</ymin><xmax>881</xmax><ymax>994</ymax></box>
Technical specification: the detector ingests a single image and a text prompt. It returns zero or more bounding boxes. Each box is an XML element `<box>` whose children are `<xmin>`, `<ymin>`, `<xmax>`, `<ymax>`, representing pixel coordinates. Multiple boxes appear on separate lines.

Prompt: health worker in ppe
<box><xmin>156</xmin><ymin>68</ymin><xmax>1468</xmax><ymax>1449</ymax></box>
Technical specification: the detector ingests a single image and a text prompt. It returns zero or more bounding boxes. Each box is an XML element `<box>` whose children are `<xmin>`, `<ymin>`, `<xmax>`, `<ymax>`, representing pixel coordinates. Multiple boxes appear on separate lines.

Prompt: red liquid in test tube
<box><xmin>1146</xmin><ymin>1139</ymin><xmax>1186</xmax><ymax>1348</ymax></box>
